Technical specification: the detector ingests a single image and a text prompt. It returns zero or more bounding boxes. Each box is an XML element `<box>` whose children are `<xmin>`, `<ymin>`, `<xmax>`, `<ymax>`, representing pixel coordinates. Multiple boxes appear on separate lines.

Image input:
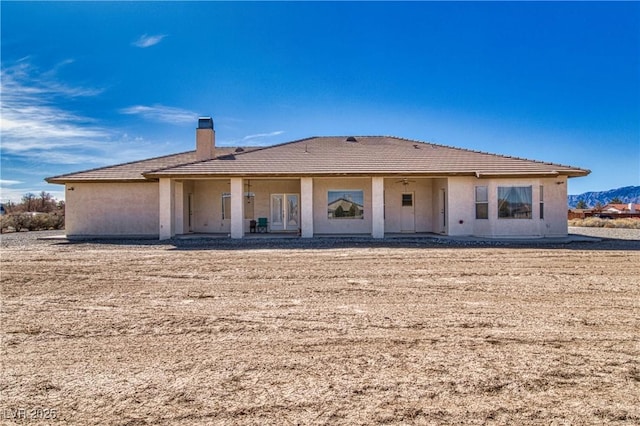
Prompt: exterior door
<box><xmin>286</xmin><ymin>194</ymin><xmax>299</xmax><ymax>231</ymax></box>
<box><xmin>271</xmin><ymin>194</ymin><xmax>299</xmax><ymax>231</ymax></box>
<box><xmin>401</xmin><ymin>192</ymin><xmax>415</xmax><ymax>232</ymax></box>
<box><xmin>271</xmin><ymin>194</ymin><xmax>284</xmax><ymax>230</ymax></box>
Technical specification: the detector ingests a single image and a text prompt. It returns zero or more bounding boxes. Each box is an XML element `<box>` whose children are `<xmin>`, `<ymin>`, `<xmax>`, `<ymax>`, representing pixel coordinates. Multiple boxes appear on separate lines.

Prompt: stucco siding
<box><xmin>450</xmin><ymin>177</ymin><xmax>569</xmax><ymax>238</ymax></box>
<box><xmin>191</xmin><ymin>180</ymin><xmax>230</xmax><ymax>233</ymax></box>
<box><xmin>539</xmin><ymin>176</ymin><xmax>569</xmax><ymax>236</ymax></box>
<box><xmin>383</xmin><ymin>178</ymin><xmax>434</xmax><ymax>233</ymax></box>
<box><xmin>447</xmin><ymin>177</ymin><xmax>476</xmax><ymax>236</ymax></box>
<box><xmin>247</xmin><ymin>179</ymin><xmax>300</xmax><ymax>228</ymax></box>
<box><xmin>313</xmin><ymin>177</ymin><xmax>372</xmax><ymax>234</ymax></box>
<box><xmin>432</xmin><ymin>178</ymin><xmax>448</xmax><ymax>234</ymax></box>
<box><xmin>189</xmin><ymin>179</ymin><xmax>301</xmax><ymax>234</ymax></box>
<box><xmin>65</xmin><ymin>182</ymin><xmax>159</xmax><ymax>237</ymax></box>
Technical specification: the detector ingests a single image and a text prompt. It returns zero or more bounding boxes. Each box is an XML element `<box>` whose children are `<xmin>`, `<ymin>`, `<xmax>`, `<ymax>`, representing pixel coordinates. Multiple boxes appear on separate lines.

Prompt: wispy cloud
<box><xmin>0</xmin><ymin>179</ymin><xmax>22</xmax><ymax>186</ymax></box>
<box><xmin>132</xmin><ymin>34</ymin><xmax>167</xmax><ymax>48</ymax></box>
<box><xmin>0</xmin><ymin>60</ymin><xmax>108</xmax><ymax>155</ymax></box>
<box><xmin>242</xmin><ymin>131</ymin><xmax>285</xmax><ymax>142</ymax></box>
<box><xmin>120</xmin><ymin>104</ymin><xmax>198</xmax><ymax>124</ymax></box>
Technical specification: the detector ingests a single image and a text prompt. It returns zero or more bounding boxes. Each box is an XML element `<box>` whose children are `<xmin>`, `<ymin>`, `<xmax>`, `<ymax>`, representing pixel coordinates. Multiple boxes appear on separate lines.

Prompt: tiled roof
<box><xmin>46</xmin><ymin>147</ymin><xmax>250</xmax><ymax>183</ymax></box>
<box><xmin>144</xmin><ymin>136</ymin><xmax>590</xmax><ymax>178</ymax></box>
<box><xmin>603</xmin><ymin>203</ymin><xmax>640</xmax><ymax>212</ymax></box>
<box><xmin>46</xmin><ymin>137</ymin><xmax>590</xmax><ymax>183</ymax></box>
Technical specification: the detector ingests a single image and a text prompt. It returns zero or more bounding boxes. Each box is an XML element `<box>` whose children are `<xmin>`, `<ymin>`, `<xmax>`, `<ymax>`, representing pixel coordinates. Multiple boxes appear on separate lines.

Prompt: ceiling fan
<box><xmin>396</xmin><ymin>178</ymin><xmax>416</xmax><ymax>187</ymax></box>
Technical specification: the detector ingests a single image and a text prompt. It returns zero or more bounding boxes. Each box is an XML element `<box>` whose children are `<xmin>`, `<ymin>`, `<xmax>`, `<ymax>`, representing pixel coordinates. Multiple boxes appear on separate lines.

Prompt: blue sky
<box><xmin>1</xmin><ymin>1</ymin><xmax>639</xmax><ymax>203</ymax></box>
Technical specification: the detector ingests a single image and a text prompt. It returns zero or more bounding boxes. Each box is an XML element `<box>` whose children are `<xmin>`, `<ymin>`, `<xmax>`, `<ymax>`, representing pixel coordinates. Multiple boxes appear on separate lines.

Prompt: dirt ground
<box><xmin>1</xmin><ymin>233</ymin><xmax>639</xmax><ymax>425</ymax></box>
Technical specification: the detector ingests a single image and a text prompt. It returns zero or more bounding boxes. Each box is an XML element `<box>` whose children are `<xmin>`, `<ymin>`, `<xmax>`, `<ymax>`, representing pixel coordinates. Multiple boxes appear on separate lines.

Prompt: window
<box><xmin>539</xmin><ymin>185</ymin><xmax>544</xmax><ymax>219</ymax></box>
<box><xmin>402</xmin><ymin>193</ymin><xmax>413</xmax><ymax>207</ymax></box>
<box><xmin>328</xmin><ymin>190</ymin><xmax>364</xmax><ymax>219</ymax></box>
<box><xmin>475</xmin><ymin>186</ymin><xmax>488</xmax><ymax>219</ymax></box>
<box><xmin>222</xmin><ymin>192</ymin><xmax>255</xmax><ymax>220</ymax></box>
<box><xmin>498</xmin><ymin>186</ymin><xmax>532</xmax><ymax>219</ymax></box>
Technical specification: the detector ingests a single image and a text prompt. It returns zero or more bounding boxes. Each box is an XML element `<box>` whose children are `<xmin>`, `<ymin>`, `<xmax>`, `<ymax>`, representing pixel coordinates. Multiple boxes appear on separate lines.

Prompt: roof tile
<box><xmin>46</xmin><ymin>137</ymin><xmax>590</xmax><ymax>183</ymax></box>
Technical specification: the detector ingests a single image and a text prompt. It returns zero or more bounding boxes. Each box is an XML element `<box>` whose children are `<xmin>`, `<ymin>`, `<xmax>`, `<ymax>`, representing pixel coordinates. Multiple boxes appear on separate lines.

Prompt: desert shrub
<box><xmin>568</xmin><ymin>218</ymin><xmax>640</xmax><ymax>229</ymax></box>
<box><xmin>30</xmin><ymin>214</ymin><xmax>51</xmax><ymax>230</ymax></box>
<box><xmin>12</xmin><ymin>213</ymin><xmax>33</xmax><ymax>231</ymax></box>
<box><xmin>0</xmin><ymin>215</ymin><xmax>16</xmax><ymax>233</ymax></box>
<box><xmin>48</xmin><ymin>213</ymin><xmax>65</xmax><ymax>230</ymax></box>
<box><xmin>0</xmin><ymin>213</ymin><xmax>65</xmax><ymax>232</ymax></box>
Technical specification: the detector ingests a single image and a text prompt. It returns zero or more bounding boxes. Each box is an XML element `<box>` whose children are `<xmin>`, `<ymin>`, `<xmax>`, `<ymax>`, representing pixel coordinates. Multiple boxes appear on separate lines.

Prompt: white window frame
<box><xmin>475</xmin><ymin>186</ymin><xmax>488</xmax><ymax>219</ymax></box>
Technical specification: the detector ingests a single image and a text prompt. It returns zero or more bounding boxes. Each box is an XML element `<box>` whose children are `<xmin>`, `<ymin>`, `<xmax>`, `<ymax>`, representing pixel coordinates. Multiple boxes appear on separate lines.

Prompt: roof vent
<box><xmin>346</xmin><ymin>136</ymin><xmax>358</xmax><ymax>142</ymax></box>
<box><xmin>234</xmin><ymin>147</ymin><xmax>245</xmax><ymax>153</ymax></box>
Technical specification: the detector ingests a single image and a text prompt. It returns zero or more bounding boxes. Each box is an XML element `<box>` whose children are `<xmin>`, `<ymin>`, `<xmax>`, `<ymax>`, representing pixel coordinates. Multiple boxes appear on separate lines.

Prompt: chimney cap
<box><xmin>198</xmin><ymin>117</ymin><xmax>214</xmax><ymax>129</ymax></box>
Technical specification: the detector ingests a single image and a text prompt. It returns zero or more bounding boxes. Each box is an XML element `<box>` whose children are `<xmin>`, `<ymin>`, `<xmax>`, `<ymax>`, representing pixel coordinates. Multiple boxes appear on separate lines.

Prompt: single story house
<box><xmin>602</xmin><ymin>203</ymin><xmax>639</xmax><ymax>214</ymax></box>
<box><xmin>46</xmin><ymin>117</ymin><xmax>590</xmax><ymax>240</ymax></box>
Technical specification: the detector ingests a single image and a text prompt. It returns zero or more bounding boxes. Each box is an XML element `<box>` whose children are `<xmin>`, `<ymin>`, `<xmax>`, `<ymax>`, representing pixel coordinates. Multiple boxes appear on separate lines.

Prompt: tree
<box><xmin>21</xmin><ymin>193</ymin><xmax>36</xmax><ymax>212</ymax></box>
<box><xmin>609</xmin><ymin>197</ymin><xmax>623</xmax><ymax>204</ymax></box>
<box><xmin>594</xmin><ymin>202</ymin><xmax>603</xmax><ymax>211</ymax></box>
<box><xmin>39</xmin><ymin>191</ymin><xmax>53</xmax><ymax>212</ymax></box>
<box><xmin>348</xmin><ymin>203</ymin><xmax>358</xmax><ymax>217</ymax></box>
<box><xmin>335</xmin><ymin>205</ymin><xmax>345</xmax><ymax>218</ymax></box>
<box><xmin>3</xmin><ymin>200</ymin><xmax>15</xmax><ymax>213</ymax></box>
<box><xmin>575</xmin><ymin>199</ymin><xmax>588</xmax><ymax>209</ymax></box>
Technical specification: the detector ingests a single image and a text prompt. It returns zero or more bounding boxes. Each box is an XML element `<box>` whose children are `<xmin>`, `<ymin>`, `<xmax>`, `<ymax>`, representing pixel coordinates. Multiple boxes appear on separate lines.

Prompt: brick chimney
<box><xmin>196</xmin><ymin>117</ymin><xmax>215</xmax><ymax>161</ymax></box>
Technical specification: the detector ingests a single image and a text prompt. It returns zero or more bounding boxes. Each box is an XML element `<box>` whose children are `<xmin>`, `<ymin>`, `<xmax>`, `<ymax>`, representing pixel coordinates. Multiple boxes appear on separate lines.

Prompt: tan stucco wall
<box><xmin>446</xmin><ymin>176</ymin><xmax>569</xmax><ymax>237</ymax></box>
<box><xmin>182</xmin><ymin>181</ymin><xmax>194</xmax><ymax>233</ymax></box>
<box><xmin>249</xmin><ymin>179</ymin><xmax>300</xmax><ymax>223</ymax></box>
<box><xmin>64</xmin><ymin>182</ymin><xmax>159</xmax><ymax>237</ymax></box>
<box><xmin>191</xmin><ymin>180</ymin><xmax>230</xmax><ymax>233</ymax></box>
<box><xmin>383</xmin><ymin>178</ymin><xmax>434</xmax><ymax>233</ymax></box>
<box><xmin>432</xmin><ymin>178</ymin><xmax>448</xmax><ymax>234</ymax></box>
<box><xmin>312</xmin><ymin>177</ymin><xmax>372</xmax><ymax>234</ymax></box>
<box><xmin>63</xmin><ymin>175</ymin><xmax>571</xmax><ymax>239</ymax></box>
<box><xmin>188</xmin><ymin>179</ymin><xmax>300</xmax><ymax>234</ymax></box>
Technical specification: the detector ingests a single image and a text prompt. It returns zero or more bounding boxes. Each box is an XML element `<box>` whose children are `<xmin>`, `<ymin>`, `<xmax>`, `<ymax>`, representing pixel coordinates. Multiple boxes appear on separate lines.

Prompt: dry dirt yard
<box><xmin>1</xmin><ymin>232</ymin><xmax>639</xmax><ymax>425</ymax></box>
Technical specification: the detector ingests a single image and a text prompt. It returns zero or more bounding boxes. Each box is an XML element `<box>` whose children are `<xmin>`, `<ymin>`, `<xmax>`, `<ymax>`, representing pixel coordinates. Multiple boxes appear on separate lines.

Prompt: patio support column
<box><xmin>159</xmin><ymin>178</ymin><xmax>175</xmax><ymax>240</ymax></box>
<box><xmin>300</xmin><ymin>177</ymin><xmax>314</xmax><ymax>238</ymax></box>
<box><xmin>174</xmin><ymin>181</ymin><xmax>184</xmax><ymax>235</ymax></box>
<box><xmin>230</xmin><ymin>177</ymin><xmax>244</xmax><ymax>239</ymax></box>
<box><xmin>371</xmin><ymin>176</ymin><xmax>385</xmax><ymax>238</ymax></box>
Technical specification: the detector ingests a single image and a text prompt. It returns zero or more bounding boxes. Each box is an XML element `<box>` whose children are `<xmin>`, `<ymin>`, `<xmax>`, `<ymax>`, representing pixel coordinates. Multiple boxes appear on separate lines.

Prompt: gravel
<box><xmin>1</xmin><ymin>227</ymin><xmax>638</xmax><ymax>251</ymax></box>
<box><xmin>569</xmin><ymin>226</ymin><xmax>640</xmax><ymax>241</ymax></box>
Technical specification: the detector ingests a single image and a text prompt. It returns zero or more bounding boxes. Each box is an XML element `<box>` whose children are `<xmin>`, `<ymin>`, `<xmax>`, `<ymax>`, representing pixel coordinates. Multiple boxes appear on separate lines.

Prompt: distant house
<box><xmin>602</xmin><ymin>203</ymin><xmax>639</xmax><ymax>214</ymax></box>
<box><xmin>47</xmin><ymin>117</ymin><xmax>590</xmax><ymax>240</ymax></box>
<box><xmin>327</xmin><ymin>195</ymin><xmax>364</xmax><ymax>219</ymax></box>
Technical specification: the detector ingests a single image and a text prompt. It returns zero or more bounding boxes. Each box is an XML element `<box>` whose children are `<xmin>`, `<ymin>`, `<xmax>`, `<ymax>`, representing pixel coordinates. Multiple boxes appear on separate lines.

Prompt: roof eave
<box><xmin>474</xmin><ymin>170</ymin><xmax>590</xmax><ymax>179</ymax></box>
<box><xmin>45</xmin><ymin>178</ymin><xmax>155</xmax><ymax>184</ymax></box>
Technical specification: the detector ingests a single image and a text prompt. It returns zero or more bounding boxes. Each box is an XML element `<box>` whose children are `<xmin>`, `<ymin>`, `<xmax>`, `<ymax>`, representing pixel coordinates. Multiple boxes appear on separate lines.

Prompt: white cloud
<box><xmin>0</xmin><ymin>60</ymin><xmax>108</xmax><ymax>154</ymax></box>
<box><xmin>242</xmin><ymin>131</ymin><xmax>285</xmax><ymax>141</ymax></box>
<box><xmin>120</xmin><ymin>104</ymin><xmax>198</xmax><ymax>124</ymax></box>
<box><xmin>132</xmin><ymin>34</ymin><xmax>167</xmax><ymax>48</ymax></box>
<box><xmin>0</xmin><ymin>179</ymin><xmax>22</xmax><ymax>185</ymax></box>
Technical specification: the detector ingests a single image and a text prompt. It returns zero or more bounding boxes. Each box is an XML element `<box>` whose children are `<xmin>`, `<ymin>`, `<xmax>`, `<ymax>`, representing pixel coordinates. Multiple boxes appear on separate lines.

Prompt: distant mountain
<box><xmin>568</xmin><ymin>186</ymin><xmax>640</xmax><ymax>208</ymax></box>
